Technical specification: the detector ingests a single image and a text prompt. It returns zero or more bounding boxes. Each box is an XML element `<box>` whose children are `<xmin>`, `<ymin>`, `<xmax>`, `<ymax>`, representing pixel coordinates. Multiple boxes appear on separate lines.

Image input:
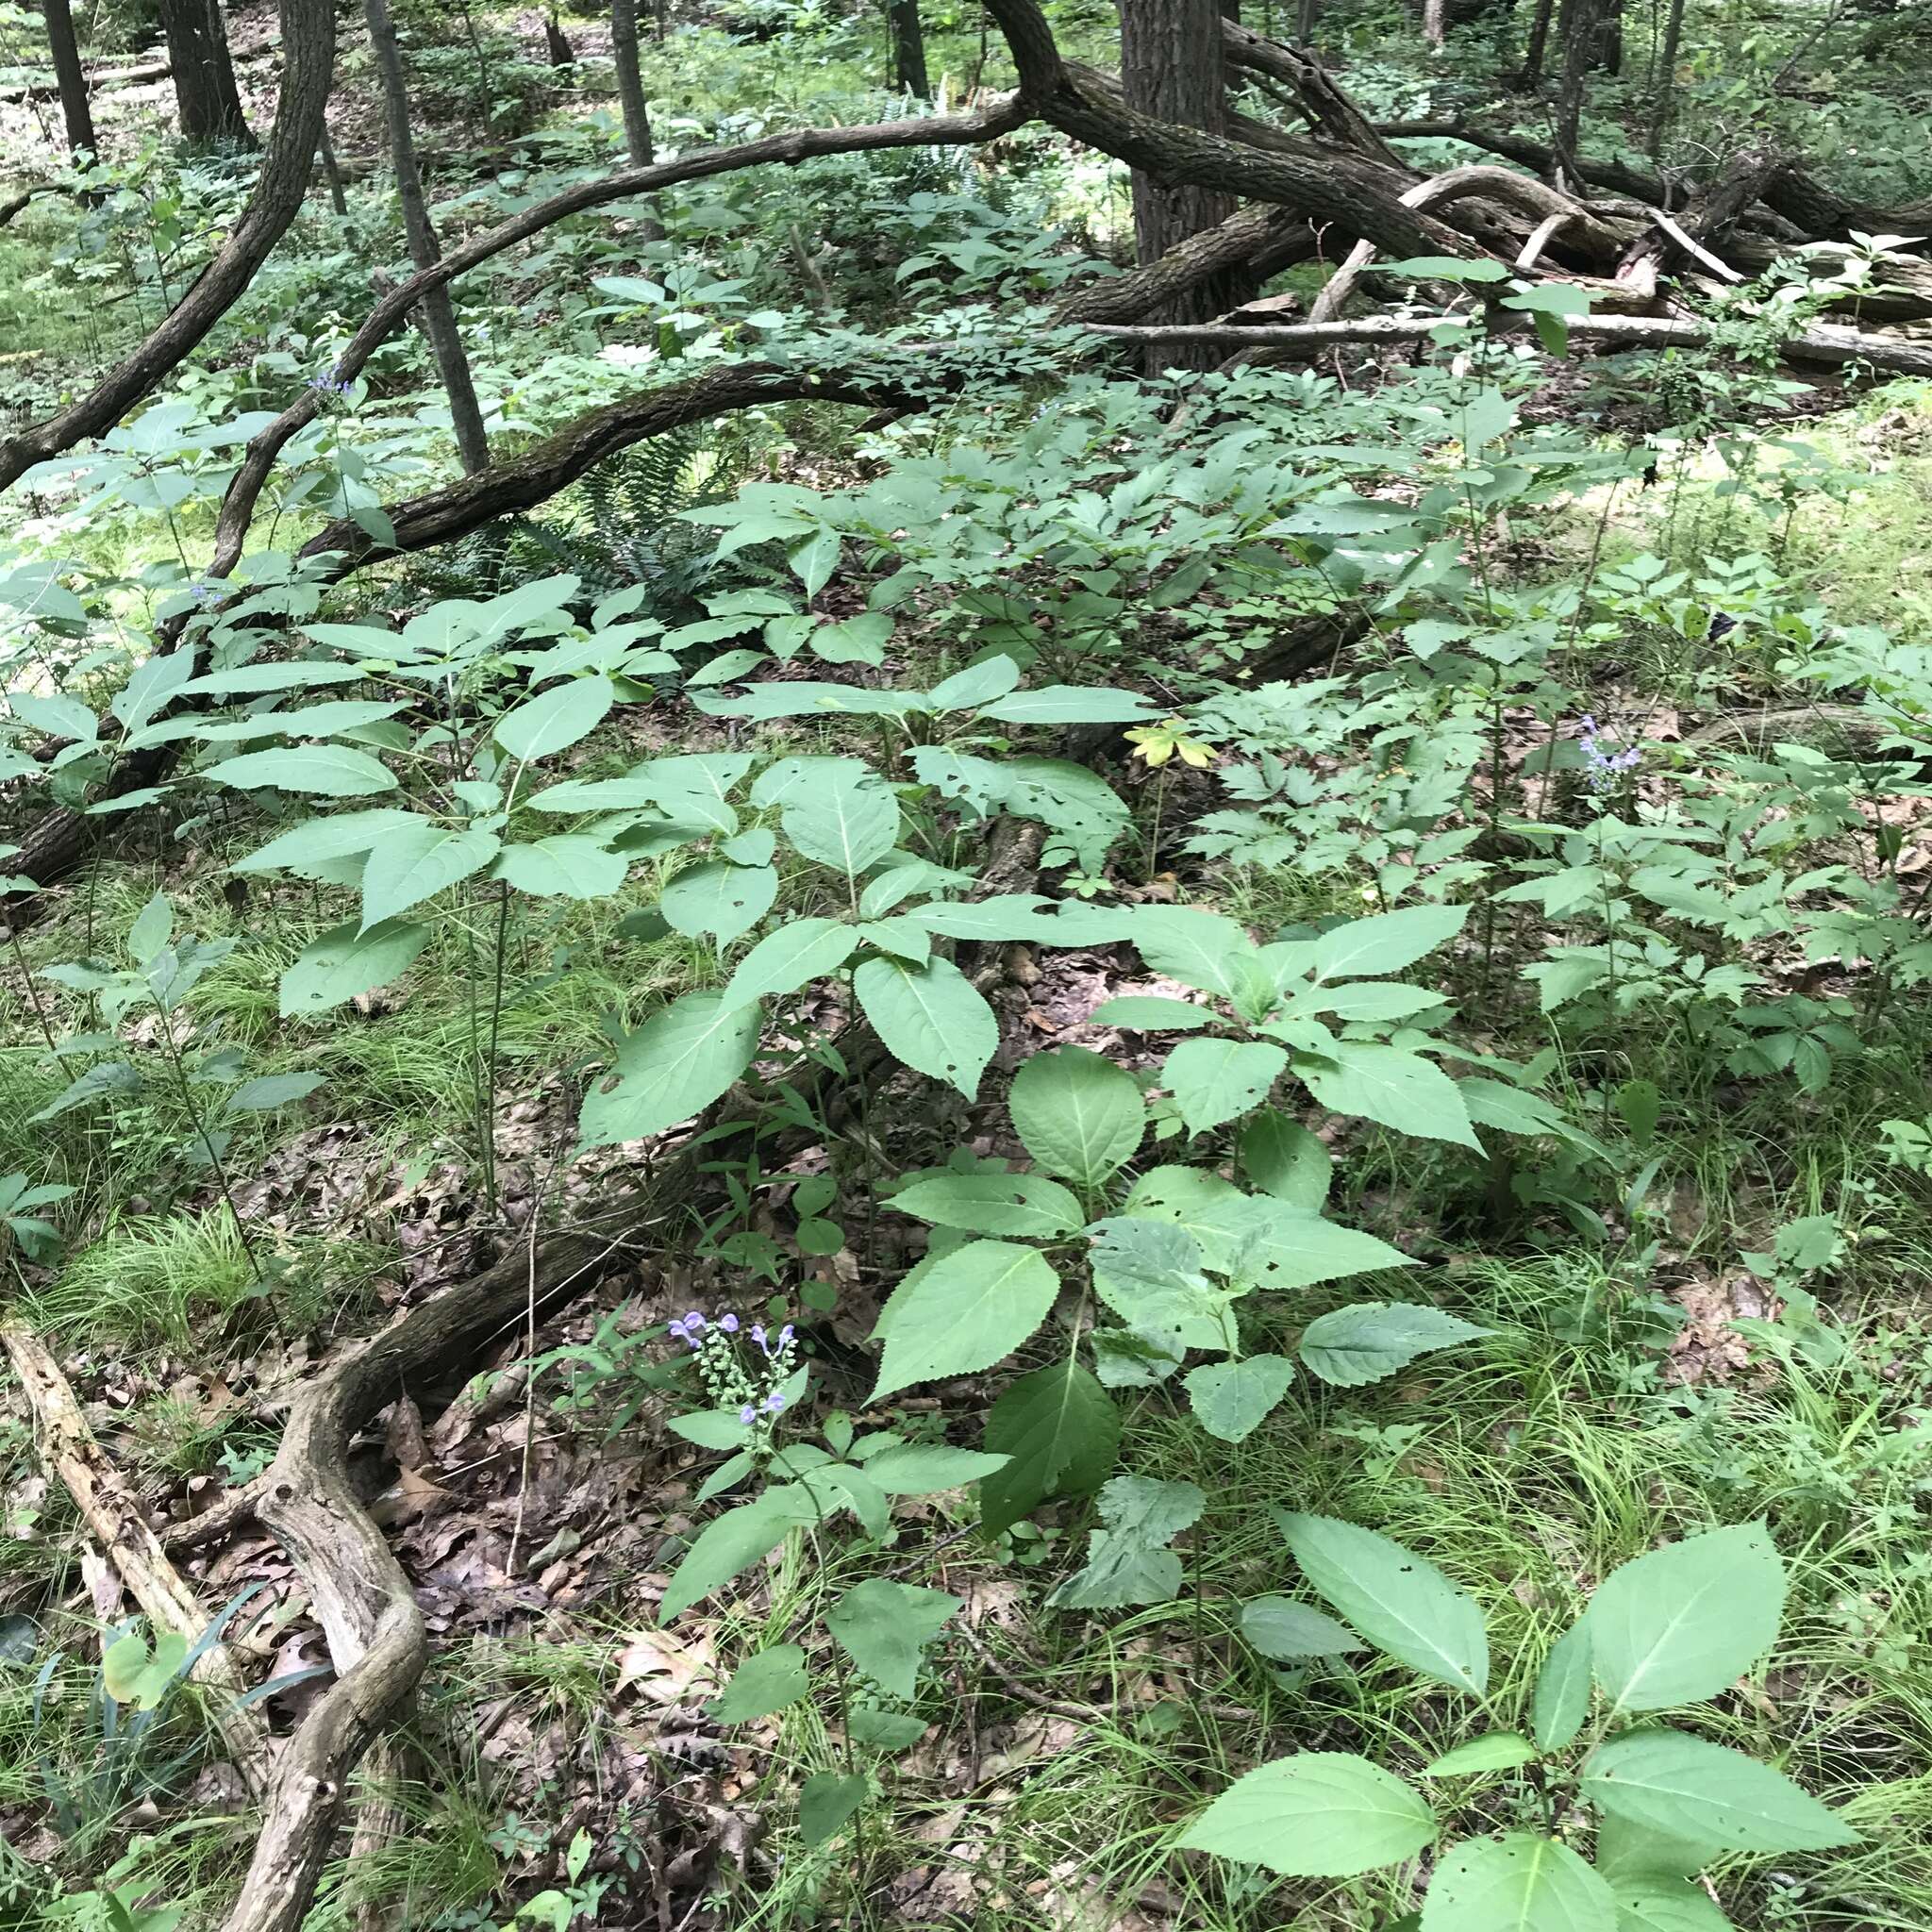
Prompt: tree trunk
<box><xmin>1553</xmin><ymin>0</ymin><xmax>1603</xmax><ymax>163</ymax></box>
<box><xmin>544</xmin><ymin>3</ymin><xmax>575</xmax><ymax>64</ymax></box>
<box><xmin>890</xmin><ymin>0</ymin><xmax>931</xmax><ymax>97</ymax></box>
<box><xmin>1519</xmin><ymin>0</ymin><xmax>1555</xmax><ymax>83</ymax></box>
<box><xmin>1119</xmin><ymin>0</ymin><xmax>1256</xmax><ymax>365</ymax></box>
<box><xmin>609</xmin><ymin>0</ymin><xmax>665</xmax><ymax>240</ymax></box>
<box><xmin>363</xmin><ymin>0</ymin><xmax>491</xmax><ymax>475</ymax></box>
<box><xmin>41</xmin><ymin>0</ymin><xmax>95</xmax><ymax>159</ymax></box>
<box><xmin>158</xmin><ymin>0</ymin><xmax>254</xmax><ymax>146</ymax></box>
<box><xmin>1424</xmin><ymin>0</ymin><xmax>1447</xmax><ymax>45</ymax></box>
<box><xmin>1647</xmin><ymin>0</ymin><xmax>1685</xmax><ymax>155</ymax></box>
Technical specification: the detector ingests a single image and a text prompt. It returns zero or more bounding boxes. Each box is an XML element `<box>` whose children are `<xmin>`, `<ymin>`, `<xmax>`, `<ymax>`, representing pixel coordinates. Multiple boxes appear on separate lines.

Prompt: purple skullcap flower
<box><xmin>720</xmin><ymin>1313</ymin><xmax>740</xmax><ymax>1332</ymax></box>
<box><xmin>1577</xmin><ymin>714</ymin><xmax>1599</xmax><ymax>738</ymax></box>
<box><xmin>763</xmin><ymin>1391</ymin><xmax>786</xmax><ymax>1414</ymax></box>
<box><xmin>740</xmin><ymin>1404</ymin><xmax>758</xmax><ymax>1424</ymax></box>
<box><xmin>777</xmin><ymin>1324</ymin><xmax>794</xmax><ymax>1351</ymax></box>
<box><xmin>749</xmin><ymin>1323</ymin><xmax>767</xmax><ymax>1349</ymax></box>
<box><xmin>683</xmin><ymin>1310</ymin><xmax>706</xmax><ymax>1332</ymax></box>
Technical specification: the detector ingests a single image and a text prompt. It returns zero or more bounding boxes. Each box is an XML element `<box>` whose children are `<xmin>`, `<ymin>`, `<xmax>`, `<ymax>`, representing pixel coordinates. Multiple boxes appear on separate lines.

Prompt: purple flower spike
<box><xmin>720</xmin><ymin>1313</ymin><xmax>741</xmax><ymax>1333</ymax></box>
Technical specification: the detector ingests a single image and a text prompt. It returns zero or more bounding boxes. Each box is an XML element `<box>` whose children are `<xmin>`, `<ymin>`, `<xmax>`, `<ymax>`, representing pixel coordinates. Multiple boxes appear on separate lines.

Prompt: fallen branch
<box><xmin>0</xmin><ymin>1313</ymin><xmax>274</xmax><ymax>1793</ymax></box>
<box><xmin>1082</xmin><ymin>312</ymin><xmax>1932</xmax><ymax>377</ymax></box>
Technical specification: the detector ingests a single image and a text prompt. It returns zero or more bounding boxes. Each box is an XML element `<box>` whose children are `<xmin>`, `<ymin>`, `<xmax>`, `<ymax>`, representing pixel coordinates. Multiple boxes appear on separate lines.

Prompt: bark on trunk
<box><xmin>363</xmin><ymin>0</ymin><xmax>491</xmax><ymax>475</ymax></box>
<box><xmin>1647</xmin><ymin>0</ymin><xmax>1686</xmax><ymax>156</ymax></box>
<box><xmin>1518</xmin><ymin>0</ymin><xmax>1555</xmax><ymax>84</ymax></box>
<box><xmin>40</xmin><ymin>0</ymin><xmax>95</xmax><ymax>158</ymax></box>
<box><xmin>610</xmin><ymin>0</ymin><xmax>666</xmax><ymax>240</ymax></box>
<box><xmin>0</xmin><ymin>0</ymin><xmax>336</xmax><ymax>494</ymax></box>
<box><xmin>158</xmin><ymin>0</ymin><xmax>254</xmax><ymax>145</ymax></box>
<box><xmin>1120</xmin><ymin>0</ymin><xmax>1256</xmax><ymax>363</ymax></box>
<box><xmin>1553</xmin><ymin>0</ymin><xmax>1603</xmax><ymax>164</ymax></box>
<box><xmin>891</xmin><ymin>0</ymin><xmax>932</xmax><ymax>97</ymax></box>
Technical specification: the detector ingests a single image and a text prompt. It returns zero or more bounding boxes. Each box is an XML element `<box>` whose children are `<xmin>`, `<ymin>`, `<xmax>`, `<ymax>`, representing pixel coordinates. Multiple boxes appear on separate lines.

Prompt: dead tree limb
<box><xmin>0</xmin><ymin>1313</ymin><xmax>274</xmax><ymax>1793</ymax></box>
<box><xmin>0</xmin><ymin>0</ymin><xmax>338</xmax><ymax>494</ymax></box>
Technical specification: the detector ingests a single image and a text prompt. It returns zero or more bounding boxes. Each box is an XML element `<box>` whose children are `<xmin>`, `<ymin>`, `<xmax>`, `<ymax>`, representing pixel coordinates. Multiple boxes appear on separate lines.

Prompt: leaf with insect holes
<box><xmin>661</xmin><ymin>860</ymin><xmax>777</xmax><ymax>945</ymax></box>
<box><xmin>280</xmin><ymin>919</ymin><xmax>430</xmax><ymax>1017</ymax></box>
<box><xmin>870</xmin><ymin>1241</ymin><xmax>1058</xmax><ymax>1401</ymax></box>
<box><xmin>1581</xmin><ymin>1731</ymin><xmax>1857</xmax><ymax>1853</ymax></box>
<box><xmin>1164</xmin><ymin>1038</ymin><xmax>1288</xmax><ymax>1135</ymax></box>
<box><xmin>854</xmin><ymin>956</ymin><xmax>995</xmax><ymax>1098</ymax></box>
<box><xmin>578</xmin><ymin>991</ymin><xmax>764</xmax><ymax>1149</ymax></box>
<box><xmin>1179</xmin><ymin>1753</ymin><xmax>1436</xmax><ymax>1876</ymax></box>
<box><xmin>1421</xmin><ymin>1832</ymin><xmax>1616</xmax><ymax>1932</ymax></box>
<box><xmin>1276</xmin><ymin>1511</ymin><xmax>1489</xmax><ymax>1694</ymax></box>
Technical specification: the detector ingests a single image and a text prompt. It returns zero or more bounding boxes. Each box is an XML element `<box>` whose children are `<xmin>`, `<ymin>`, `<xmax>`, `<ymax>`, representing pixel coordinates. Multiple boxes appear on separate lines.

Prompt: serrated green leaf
<box><xmin>661</xmin><ymin>859</ymin><xmax>777</xmax><ymax>944</ymax></box>
<box><xmin>720</xmin><ymin>918</ymin><xmax>857</xmax><ymax>1008</ymax></box>
<box><xmin>827</xmin><ymin>1580</ymin><xmax>959</xmax><ymax>1700</ymax></box>
<box><xmin>1090</xmin><ymin>994</ymin><xmax>1214</xmax><ymax>1031</ymax></box>
<box><xmin>1179</xmin><ymin>1753</ymin><xmax>1435</xmax><ymax>1876</ymax></box>
<box><xmin>1128</xmin><ymin>906</ymin><xmax>1255</xmax><ymax>998</ymax></box>
<box><xmin>888</xmin><ymin>1172</ymin><xmax>1084</xmax><ymax>1240</ymax></box>
<box><xmin>1008</xmin><ymin>1045</ymin><xmax>1144</xmax><ymax>1189</ymax></box>
<box><xmin>493</xmin><ymin>675</ymin><xmax>615</xmax><ymax>761</ymax></box>
<box><xmin>1421</xmin><ymin>1832</ymin><xmax>1616</xmax><ymax>1931</ymax></box>
<box><xmin>1424</xmin><ymin>1733</ymin><xmax>1536</xmax><ymax>1776</ymax></box>
<box><xmin>1534</xmin><ymin>1623</ymin><xmax>1593</xmax><ymax>1752</ymax></box>
<box><xmin>360</xmin><ymin>822</ymin><xmax>501</xmax><ymax>928</ymax></box>
<box><xmin>1241</xmin><ymin>1596</ymin><xmax>1363</xmax><ymax>1660</ymax></box>
<box><xmin>492</xmin><ymin>835</ymin><xmax>629</xmax><ymax>899</ymax></box>
<box><xmin>1582</xmin><ymin>1730</ymin><xmax>1857</xmax><ymax>1853</ymax></box>
<box><xmin>207</xmin><ymin>744</ymin><xmax>397</xmax><ymax>796</ymax></box>
<box><xmin>871</xmin><ymin>1241</ymin><xmax>1058</xmax><ymax>1401</ymax></box>
<box><xmin>1184</xmin><ymin>1355</ymin><xmax>1295</xmax><ymax>1442</ymax></box>
<box><xmin>280</xmin><ymin>920</ymin><xmax>429</xmax><ymax>1017</ymax></box>
<box><xmin>579</xmin><ymin>991</ymin><xmax>764</xmax><ymax>1149</ymax></box>
<box><xmin>658</xmin><ymin>1486</ymin><xmax>821</xmax><ymax>1623</ymax></box>
<box><xmin>1300</xmin><ymin>1042</ymin><xmax>1481</xmax><ymax>1150</ymax></box>
<box><xmin>1298</xmin><ymin>1303</ymin><xmax>1491</xmax><ymax>1388</ymax></box>
<box><xmin>1164</xmin><ymin>1038</ymin><xmax>1288</xmax><ymax>1136</ymax></box>
<box><xmin>980</xmin><ymin>1357</ymin><xmax>1119</xmax><ymax>1533</ymax></box>
<box><xmin>859</xmin><ymin>1444</ymin><xmax>1009</xmax><ymax>1495</ymax></box>
<box><xmin>1310</xmin><ymin>903</ymin><xmax>1469</xmax><ymax>981</ymax></box>
<box><xmin>854</xmin><ymin>956</ymin><xmax>995</xmax><ymax>1098</ymax></box>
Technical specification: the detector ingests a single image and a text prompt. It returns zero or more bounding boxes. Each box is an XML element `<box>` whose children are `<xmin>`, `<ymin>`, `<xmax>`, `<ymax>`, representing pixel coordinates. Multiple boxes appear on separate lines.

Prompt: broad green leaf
<box><xmin>1164</xmin><ymin>1038</ymin><xmax>1288</xmax><ymax>1136</ymax></box>
<box><xmin>980</xmin><ymin>685</ymin><xmax>1156</xmax><ymax>724</ymax></box>
<box><xmin>1300</xmin><ymin>1042</ymin><xmax>1481</xmax><ymax>1150</ymax></box>
<box><xmin>1286</xmin><ymin>981</ymin><xmax>1451</xmax><ymax>1022</ymax></box>
<box><xmin>9</xmin><ymin>691</ymin><xmax>97</xmax><ymax>741</ymax></box>
<box><xmin>1277</xmin><ymin>1511</ymin><xmax>1489</xmax><ymax>1694</ymax></box>
<box><xmin>1008</xmin><ymin>1045</ymin><xmax>1144</xmax><ymax>1188</ymax></box>
<box><xmin>859</xmin><ymin>1444</ymin><xmax>1009</xmax><ymax>1494</ymax></box>
<box><xmin>101</xmin><ymin>1632</ymin><xmax>152</xmax><ymax>1703</ymax></box>
<box><xmin>1240</xmin><ymin>1596</ymin><xmax>1363</xmax><ymax>1660</ymax></box>
<box><xmin>929</xmin><ymin>655</ymin><xmax>1020</xmax><ymax>711</ymax></box>
<box><xmin>1090</xmin><ymin>994</ymin><xmax>1213</xmax><ymax>1031</ymax></box>
<box><xmin>888</xmin><ymin>1172</ymin><xmax>1083</xmax><ymax>1240</ymax></box>
<box><xmin>871</xmin><ymin>1241</ymin><xmax>1058</xmax><ymax>1401</ymax></box>
<box><xmin>1424</xmin><ymin>1734</ymin><xmax>1536</xmax><ymax>1776</ymax></box>
<box><xmin>720</xmin><ymin>918</ymin><xmax>857</xmax><ymax>1008</ymax></box>
<box><xmin>579</xmin><ymin>991</ymin><xmax>764</xmax><ymax>1148</ymax></box>
<box><xmin>280</xmin><ymin>920</ymin><xmax>429</xmax><ymax>1017</ymax></box>
<box><xmin>798</xmin><ymin>1770</ymin><xmax>868</xmax><ymax>1848</ymax></box>
<box><xmin>493</xmin><ymin>675</ymin><xmax>615</xmax><ymax>761</ymax></box>
<box><xmin>1298</xmin><ymin>1303</ymin><xmax>1491</xmax><ymax>1388</ymax></box>
<box><xmin>1179</xmin><ymin>1753</ymin><xmax>1436</xmax><ymax>1876</ymax></box>
<box><xmin>1311</xmin><ymin>903</ymin><xmax>1470</xmax><ymax>981</ymax></box>
<box><xmin>225</xmin><ymin>1072</ymin><xmax>326</xmax><ymax>1113</ymax></box>
<box><xmin>1609</xmin><ymin>1877</ymin><xmax>1734</xmax><ymax>1929</ymax></box>
<box><xmin>206</xmin><ymin>744</ymin><xmax>397</xmax><ymax>796</ymax></box>
<box><xmin>661</xmin><ymin>859</ymin><xmax>777</xmax><ymax>945</ymax></box>
<box><xmin>708</xmin><ymin>1644</ymin><xmax>809</xmax><ymax>1722</ymax></box>
<box><xmin>1048</xmin><ymin>1474</ymin><xmax>1203</xmax><ymax>1609</ymax></box>
<box><xmin>980</xmin><ymin>1357</ymin><xmax>1119</xmax><ymax>1533</ymax></box>
<box><xmin>112</xmin><ymin>647</ymin><xmax>194</xmax><ymax>733</ymax></box>
<box><xmin>361</xmin><ymin>822</ymin><xmax>501</xmax><ymax>929</ymax></box>
<box><xmin>127</xmin><ymin>891</ymin><xmax>173</xmax><ymax>964</ymax></box>
<box><xmin>1239</xmin><ymin>1112</ymin><xmax>1330</xmax><ymax>1209</ymax></box>
<box><xmin>1534</xmin><ymin>1622</ymin><xmax>1593</xmax><ymax>1753</ymax></box>
<box><xmin>1184</xmin><ymin>1355</ymin><xmax>1295</xmax><ymax>1442</ymax></box>
<box><xmin>1586</xmin><ymin>1524</ymin><xmax>1787</xmax><ymax>1716</ymax></box>
<box><xmin>854</xmin><ymin>956</ymin><xmax>995</xmax><ymax>1098</ymax></box>
<box><xmin>29</xmin><ymin>1061</ymin><xmax>143</xmax><ymax>1121</ymax></box>
<box><xmin>783</xmin><ymin>769</ymin><xmax>899</xmax><ymax>879</ymax></box>
<box><xmin>827</xmin><ymin>1580</ymin><xmax>959</xmax><ymax>1699</ymax></box>
<box><xmin>1128</xmin><ymin>906</ymin><xmax>1255</xmax><ymax>998</ymax></box>
<box><xmin>231</xmin><ymin>808</ymin><xmax>417</xmax><ymax>878</ymax></box>
<box><xmin>1421</xmin><ymin>1832</ymin><xmax>1616</xmax><ymax>1932</ymax></box>
<box><xmin>658</xmin><ymin>1485</ymin><xmax>820</xmax><ymax>1623</ymax></box>
<box><xmin>1582</xmin><ymin>1731</ymin><xmax>1857</xmax><ymax>1852</ymax></box>
<box><xmin>492</xmin><ymin>836</ymin><xmax>629</xmax><ymax>899</ymax></box>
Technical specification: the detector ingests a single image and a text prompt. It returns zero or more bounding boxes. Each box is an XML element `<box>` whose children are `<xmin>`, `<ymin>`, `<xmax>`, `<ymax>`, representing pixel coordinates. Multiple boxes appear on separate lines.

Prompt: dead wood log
<box><xmin>0</xmin><ymin>1313</ymin><xmax>274</xmax><ymax>1792</ymax></box>
<box><xmin>1220</xmin><ymin>18</ymin><xmax>1405</xmax><ymax>167</ymax></box>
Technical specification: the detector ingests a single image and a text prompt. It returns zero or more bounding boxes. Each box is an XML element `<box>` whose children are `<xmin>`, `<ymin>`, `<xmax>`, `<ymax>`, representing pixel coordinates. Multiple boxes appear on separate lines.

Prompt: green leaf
<box><xmin>1129</xmin><ymin>906</ymin><xmax>1255</xmax><ymax>998</ymax></box>
<box><xmin>1534</xmin><ymin>1623</ymin><xmax>1593</xmax><ymax>1753</ymax></box>
<box><xmin>127</xmin><ymin>891</ymin><xmax>173</xmax><ymax>965</ymax></box>
<box><xmin>112</xmin><ymin>647</ymin><xmax>194</xmax><ymax>734</ymax></box>
<box><xmin>580</xmin><ymin>991</ymin><xmax>764</xmax><ymax>1149</ymax></box>
<box><xmin>1582</xmin><ymin>1731</ymin><xmax>1857</xmax><ymax>1853</ymax></box>
<box><xmin>101</xmin><ymin>1632</ymin><xmax>153</xmax><ymax>1703</ymax></box>
<box><xmin>1384</xmin><ymin>255</ymin><xmax>1513</xmax><ymax>282</ymax></box>
<box><xmin>1179</xmin><ymin>1753</ymin><xmax>1436</xmax><ymax>1876</ymax></box>
<box><xmin>888</xmin><ymin>1172</ymin><xmax>1084</xmax><ymax>1240</ymax></box>
<box><xmin>1300</xmin><ymin>1042</ymin><xmax>1481</xmax><ymax>1150</ymax></box>
<box><xmin>492</xmin><ymin>836</ymin><xmax>629</xmax><ymax>900</ymax></box>
<box><xmin>8</xmin><ymin>691</ymin><xmax>97</xmax><ymax>741</ymax></box>
<box><xmin>658</xmin><ymin>1485</ymin><xmax>821</xmax><ymax>1623</ymax></box>
<box><xmin>797</xmin><ymin>1770</ymin><xmax>868</xmax><ymax>1848</ymax></box>
<box><xmin>660</xmin><ymin>859</ymin><xmax>778</xmax><ymax>945</ymax></box>
<box><xmin>782</xmin><ymin>768</ymin><xmax>899</xmax><ymax>878</ymax></box>
<box><xmin>493</xmin><ymin>675</ymin><xmax>615</xmax><ymax>761</ymax></box>
<box><xmin>1424</xmin><ymin>1734</ymin><xmax>1536</xmax><ymax>1776</ymax></box>
<box><xmin>1184</xmin><ymin>1355</ymin><xmax>1295</xmax><ymax>1442</ymax></box>
<box><xmin>853</xmin><ymin>956</ymin><xmax>996</xmax><ymax>1099</ymax></box>
<box><xmin>225</xmin><ymin>1072</ymin><xmax>326</xmax><ymax>1113</ymax></box>
<box><xmin>860</xmin><ymin>1444</ymin><xmax>1009</xmax><ymax>1495</ymax></box>
<box><xmin>1048</xmin><ymin>1475</ymin><xmax>1203</xmax><ymax>1609</ymax></box>
<box><xmin>721</xmin><ymin>918</ymin><xmax>858</xmax><ymax>1008</ymax></box>
<box><xmin>29</xmin><ymin>1061</ymin><xmax>143</xmax><ymax>1122</ymax></box>
<box><xmin>280</xmin><ymin>920</ymin><xmax>430</xmax><ymax>1017</ymax></box>
<box><xmin>1241</xmin><ymin>1597</ymin><xmax>1364</xmax><ymax>1661</ymax></box>
<box><xmin>1298</xmin><ymin>1303</ymin><xmax>1491</xmax><ymax>1388</ymax></box>
<box><xmin>1309</xmin><ymin>903</ymin><xmax>1470</xmax><ymax>981</ymax></box>
<box><xmin>1008</xmin><ymin>1046</ymin><xmax>1144</xmax><ymax>1189</ymax></box>
<box><xmin>1609</xmin><ymin>1877</ymin><xmax>1734</xmax><ymax>1929</ymax></box>
<box><xmin>231</xmin><ymin>808</ymin><xmax>417</xmax><ymax>878</ymax></box>
<box><xmin>1421</xmin><ymin>1833</ymin><xmax>1616</xmax><ymax>1932</ymax></box>
<box><xmin>1091</xmin><ymin>994</ymin><xmax>1214</xmax><ymax>1031</ymax></box>
<box><xmin>1585</xmin><ymin>1524</ymin><xmax>1786</xmax><ymax>1716</ymax></box>
<box><xmin>980</xmin><ymin>685</ymin><xmax>1156</xmax><ymax>724</ymax></box>
<box><xmin>206</xmin><ymin>744</ymin><xmax>397</xmax><ymax>796</ymax></box>
<box><xmin>827</xmin><ymin>1580</ymin><xmax>959</xmax><ymax>1699</ymax></box>
<box><xmin>980</xmin><ymin>1357</ymin><xmax>1119</xmax><ymax>1534</ymax></box>
<box><xmin>1164</xmin><ymin>1039</ymin><xmax>1289</xmax><ymax>1136</ymax></box>
<box><xmin>360</xmin><ymin>822</ymin><xmax>501</xmax><ymax>929</ymax></box>
<box><xmin>871</xmin><ymin>1241</ymin><xmax>1059</xmax><ymax>1401</ymax></box>
<box><xmin>708</xmin><ymin>1644</ymin><xmax>810</xmax><ymax>1722</ymax></box>
<box><xmin>1276</xmin><ymin>1511</ymin><xmax>1489</xmax><ymax>1694</ymax></box>
<box><xmin>1239</xmin><ymin>1112</ymin><xmax>1330</xmax><ymax>1209</ymax></box>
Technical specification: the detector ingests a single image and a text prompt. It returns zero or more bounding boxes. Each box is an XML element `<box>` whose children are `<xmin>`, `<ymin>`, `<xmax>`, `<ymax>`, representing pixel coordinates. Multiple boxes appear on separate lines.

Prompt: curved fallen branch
<box><xmin>0</xmin><ymin>1312</ymin><xmax>274</xmax><ymax>1792</ymax></box>
<box><xmin>0</xmin><ymin>0</ymin><xmax>337</xmax><ymax>494</ymax></box>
